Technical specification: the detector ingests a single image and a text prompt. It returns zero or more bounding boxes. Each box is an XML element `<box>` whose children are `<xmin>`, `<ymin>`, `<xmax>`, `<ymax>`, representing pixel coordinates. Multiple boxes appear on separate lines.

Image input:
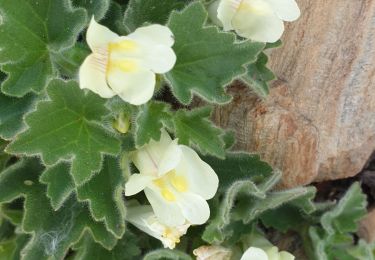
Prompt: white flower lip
<box><xmin>125</xmin><ymin>130</ymin><xmax>219</xmax><ymax>227</ymax></box>
<box><xmin>126</xmin><ymin>205</ymin><xmax>190</xmax><ymax>249</ymax></box>
<box><xmin>240</xmin><ymin>246</ymin><xmax>295</xmax><ymax>260</ymax></box>
<box><xmin>210</xmin><ymin>0</ymin><xmax>300</xmax><ymax>43</ymax></box>
<box><xmin>79</xmin><ymin>17</ymin><xmax>177</xmax><ymax>105</ymax></box>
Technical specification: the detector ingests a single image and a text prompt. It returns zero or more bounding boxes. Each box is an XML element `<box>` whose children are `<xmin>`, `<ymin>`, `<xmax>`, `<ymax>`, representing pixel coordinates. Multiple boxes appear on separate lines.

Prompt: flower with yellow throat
<box><xmin>208</xmin><ymin>0</ymin><xmax>300</xmax><ymax>43</ymax></box>
<box><xmin>125</xmin><ymin>130</ymin><xmax>219</xmax><ymax>226</ymax></box>
<box><xmin>79</xmin><ymin>18</ymin><xmax>176</xmax><ymax>105</ymax></box>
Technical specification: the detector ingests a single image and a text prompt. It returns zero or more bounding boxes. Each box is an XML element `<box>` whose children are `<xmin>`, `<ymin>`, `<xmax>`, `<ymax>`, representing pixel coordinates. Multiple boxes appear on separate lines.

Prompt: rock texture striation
<box><xmin>214</xmin><ymin>0</ymin><xmax>375</xmax><ymax>187</ymax></box>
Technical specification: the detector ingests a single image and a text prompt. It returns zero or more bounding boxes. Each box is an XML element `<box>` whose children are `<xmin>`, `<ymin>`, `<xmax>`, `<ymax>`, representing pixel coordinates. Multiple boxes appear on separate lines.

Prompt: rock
<box><xmin>358</xmin><ymin>208</ymin><xmax>375</xmax><ymax>243</ymax></box>
<box><xmin>213</xmin><ymin>0</ymin><xmax>375</xmax><ymax>187</ymax></box>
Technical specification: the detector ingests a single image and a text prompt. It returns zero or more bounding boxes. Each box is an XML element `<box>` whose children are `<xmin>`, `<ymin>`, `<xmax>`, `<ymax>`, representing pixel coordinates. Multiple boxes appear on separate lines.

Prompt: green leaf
<box><xmin>203</xmin><ymin>152</ymin><xmax>273</xmax><ymax>190</ymax></box>
<box><xmin>72</xmin><ymin>232</ymin><xmax>141</xmax><ymax>260</ymax></box>
<box><xmin>0</xmin><ymin>140</ymin><xmax>10</xmax><ymax>171</ymax></box>
<box><xmin>0</xmin><ymin>239</ymin><xmax>16</xmax><ymax>260</ymax></box>
<box><xmin>0</xmin><ymin>234</ymin><xmax>28</xmax><ymax>260</ymax></box>
<box><xmin>260</xmin><ymin>205</ymin><xmax>306</xmax><ymax>233</ymax></box>
<box><xmin>123</xmin><ymin>0</ymin><xmax>189</xmax><ymax>32</ymax></box>
<box><xmin>165</xmin><ymin>2</ymin><xmax>265</xmax><ymax>104</ymax></box>
<box><xmin>321</xmin><ymin>182</ymin><xmax>367</xmax><ymax>235</ymax></box>
<box><xmin>39</xmin><ymin>162</ymin><xmax>74</xmax><ymax>210</ymax></box>
<box><xmin>76</xmin><ymin>156</ymin><xmax>126</xmax><ymax>238</ymax></box>
<box><xmin>0</xmin><ymin>159</ymin><xmax>117</xmax><ymax>260</ymax></box>
<box><xmin>173</xmin><ymin>107</ymin><xmax>225</xmax><ymax>158</ymax></box>
<box><xmin>242</xmin><ymin>53</ymin><xmax>275</xmax><ymax>98</ymax></box>
<box><xmin>239</xmin><ymin>186</ymin><xmax>316</xmax><ymax>224</ymax></box>
<box><xmin>135</xmin><ymin>101</ymin><xmax>172</xmax><ymax>147</ymax></box>
<box><xmin>143</xmin><ymin>249</ymin><xmax>192</xmax><ymax>260</ymax></box>
<box><xmin>0</xmin><ymin>93</ymin><xmax>37</xmax><ymax>140</ymax></box>
<box><xmin>0</xmin><ymin>0</ymin><xmax>86</xmax><ymax>96</ymax></box>
<box><xmin>41</xmin><ymin>157</ymin><xmax>126</xmax><ymax>238</ymax></box>
<box><xmin>101</xmin><ymin>1</ymin><xmax>128</xmax><ymax>35</ymax></box>
<box><xmin>202</xmin><ymin>172</ymin><xmax>279</xmax><ymax>244</ymax></box>
<box><xmin>72</xmin><ymin>0</ymin><xmax>110</xmax><ymax>21</ymax></box>
<box><xmin>7</xmin><ymin>79</ymin><xmax>121</xmax><ymax>185</ymax></box>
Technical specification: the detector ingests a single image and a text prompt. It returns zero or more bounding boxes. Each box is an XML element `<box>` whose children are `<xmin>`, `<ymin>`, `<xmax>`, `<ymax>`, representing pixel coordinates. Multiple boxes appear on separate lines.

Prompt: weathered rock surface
<box><xmin>358</xmin><ymin>208</ymin><xmax>375</xmax><ymax>243</ymax></box>
<box><xmin>213</xmin><ymin>0</ymin><xmax>375</xmax><ymax>187</ymax></box>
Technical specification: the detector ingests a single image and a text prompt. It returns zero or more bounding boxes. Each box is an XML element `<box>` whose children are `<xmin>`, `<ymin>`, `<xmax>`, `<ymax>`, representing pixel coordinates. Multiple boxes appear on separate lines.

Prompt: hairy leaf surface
<box><xmin>165</xmin><ymin>2</ymin><xmax>265</xmax><ymax>104</ymax></box>
<box><xmin>7</xmin><ymin>80</ymin><xmax>121</xmax><ymax>185</ymax></box>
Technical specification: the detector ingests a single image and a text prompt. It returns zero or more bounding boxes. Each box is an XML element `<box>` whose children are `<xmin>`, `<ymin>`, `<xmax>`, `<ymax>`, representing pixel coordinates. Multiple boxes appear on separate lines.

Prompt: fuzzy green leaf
<box><xmin>173</xmin><ymin>107</ymin><xmax>225</xmax><ymax>158</ymax></box>
<box><xmin>7</xmin><ymin>80</ymin><xmax>121</xmax><ymax>186</ymax></box>
<box><xmin>165</xmin><ymin>2</ymin><xmax>265</xmax><ymax>104</ymax></box>
<box><xmin>202</xmin><ymin>172</ymin><xmax>279</xmax><ymax>244</ymax></box>
<box><xmin>242</xmin><ymin>53</ymin><xmax>275</xmax><ymax>98</ymax></box>
<box><xmin>0</xmin><ymin>140</ymin><xmax>10</xmax><ymax>172</ymax></box>
<box><xmin>0</xmin><ymin>94</ymin><xmax>37</xmax><ymax>140</ymax></box>
<box><xmin>76</xmin><ymin>156</ymin><xmax>126</xmax><ymax>238</ymax></box>
<box><xmin>0</xmin><ymin>159</ymin><xmax>117</xmax><ymax>260</ymax></box>
<box><xmin>123</xmin><ymin>0</ymin><xmax>189</xmax><ymax>32</ymax></box>
<box><xmin>39</xmin><ymin>162</ymin><xmax>74</xmax><ymax>210</ymax></box>
<box><xmin>0</xmin><ymin>0</ymin><xmax>86</xmax><ymax>96</ymax></box>
<box><xmin>239</xmin><ymin>186</ymin><xmax>316</xmax><ymax>224</ymax></box>
<box><xmin>321</xmin><ymin>182</ymin><xmax>367</xmax><ymax>235</ymax></box>
<box><xmin>203</xmin><ymin>152</ymin><xmax>273</xmax><ymax>190</ymax></box>
<box><xmin>72</xmin><ymin>0</ymin><xmax>110</xmax><ymax>21</ymax></box>
<box><xmin>101</xmin><ymin>1</ymin><xmax>128</xmax><ymax>34</ymax></box>
<box><xmin>41</xmin><ymin>157</ymin><xmax>126</xmax><ymax>238</ymax></box>
<box><xmin>135</xmin><ymin>101</ymin><xmax>172</xmax><ymax>147</ymax></box>
<box><xmin>0</xmin><ymin>234</ymin><xmax>28</xmax><ymax>260</ymax></box>
<box><xmin>73</xmin><ymin>232</ymin><xmax>141</xmax><ymax>260</ymax></box>
<box><xmin>143</xmin><ymin>249</ymin><xmax>192</xmax><ymax>260</ymax></box>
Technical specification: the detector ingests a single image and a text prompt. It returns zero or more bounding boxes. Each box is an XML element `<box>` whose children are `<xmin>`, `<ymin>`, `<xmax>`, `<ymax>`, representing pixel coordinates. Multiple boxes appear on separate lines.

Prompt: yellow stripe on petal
<box><xmin>109</xmin><ymin>39</ymin><xmax>138</xmax><ymax>52</ymax></box>
<box><xmin>108</xmin><ymin>60</ymin><xmax>139</xmax><ymax>73</ymax></box>
<box><xmin>170</xmin><ymin>173</ymin><xmax>188</xmax><ymax>192</ymax></box>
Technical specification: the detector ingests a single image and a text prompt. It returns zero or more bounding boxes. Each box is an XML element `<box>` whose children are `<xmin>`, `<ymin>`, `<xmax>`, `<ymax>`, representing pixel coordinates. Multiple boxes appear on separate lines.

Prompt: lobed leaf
<box><xmin>0</xmin><ymin>0</ymin><xmax>86</xmax><ymax>96</ymax></box>
<box><xmin>0</xmin><ymin>159</ymin><xmax>117</xmax><ymax>260</ymax></box>
<box><xmin>7</xmin><ymin>79</ymin><xmax>121</xmax><ymax>186</ymax></box>
<box><xmin>72</xmin><ymin>0</ymin><xmax>110</xmax><ymax>21</ymax></box>
<box><xmin>41</xmin><ymin>157</ymin><xmax>126</xmax><ymax>238</ymax></box>
<box><xmin>135</xmin><ymin>101</ymin><xmax>173</xmax><ymax>148</ymax></box>
<box><xmin>173</xmin><ymin>107</ymin><xmax>225</xmax><ymax>158</ymax></box>
<box><xmin>123</xmin><ymin>0</ymin><xmax>189</xmax><ymax>32</ymax></box>
<box><xmin>165</xmin><ymin>2</ymin><xmax>265</xmax><ymax>105</ymax></box>
<box><xmin>0</xmin><ymin>94</ymin><xmax>37</xmax><ymax>140</ymax></box>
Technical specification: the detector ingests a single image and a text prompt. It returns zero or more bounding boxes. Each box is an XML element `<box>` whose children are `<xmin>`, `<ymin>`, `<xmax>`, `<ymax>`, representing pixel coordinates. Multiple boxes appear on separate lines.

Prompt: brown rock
<box><xmin>358</xmin><ymin>208</ymin><xmax>375</xmax><ymax>243</ymax></box>
<box><xmin>213</xmin><ymin>0</ymin><xmax>375</xmax><ymax>187</ymax></box>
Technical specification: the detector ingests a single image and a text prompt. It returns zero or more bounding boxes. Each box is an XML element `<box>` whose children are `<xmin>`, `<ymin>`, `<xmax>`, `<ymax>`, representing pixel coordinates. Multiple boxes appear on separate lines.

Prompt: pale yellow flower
<box><xmin>208</xmin><ymin>0</ymin><xmax>300</xmax><ymax>42</ymax></box>
<box><xmin>79</xmin><ymin>18</ymin><xmax>176</xmax><ymax>105</ymax></box>
<box><xmin>125</xmin><ymin>130</ymin><xmax>219</xmax><ymax>226</ymax></box>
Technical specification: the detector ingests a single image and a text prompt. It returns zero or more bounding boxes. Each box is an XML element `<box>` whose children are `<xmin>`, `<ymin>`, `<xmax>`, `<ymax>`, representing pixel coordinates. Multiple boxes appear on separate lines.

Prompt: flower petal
<box><xmin>141</xmin><ymin>45</ymin><xmax>176</xmax><ymax>74</ymax></box>
<box><xmin>217</xmin><ymin>0</ymin><xmax>241</xmax><ymax>31</ymax></box>
<box><xmin>145</xmin><ymin>187</ymin><xmax>186</xmax><ymax>226</ymax></box>
<box><xmin>241</xmin><ymin>247</ymin><xmax>269</xmax><ymax>260</ymax></box>
<box><xmin>125</xmin><ymin>173</ymin><xmax>154</xmax><ymax>196</ymax></box>
<box><xmin>128</xmin><ymin>24</ymin><xmax>175</xmax><ymax>47</ymax></box>
<box><xmin>279</xmin><ymin>251</ymin><xmax>295</xmax><ymax>260</ymax></box>
<box><xmin>264</xmin><ymin>0</ymin><xmax>300</xmax><ymax>21</ymax></box>
<box><xmin>208</xmin><ymin>0</ymin><xmax>223</xmax><ymax>27</ymax></box>
<box><xmin>107</xmin><ymin>65</ymin><xmax>155</xmax><ymax>105</ymax></box>
<box><xmin>158</xmin><ymin>140</ymin><xmax>182</xmax><ymax>176</ymax></box>
<box><xmin>176</xmin><ymin>145</ymin><xmax>219</xmax><ymax>200</ymax></box>
<box><xmin>232</xmin><ymin>2</ymin><xmax>284</xmax><ymax>43</ymax></box>
<box><xmin>176</xmin><ymin>193</ymin><xmax>210</xmax><ymax>225</ymax></box>
<box><xmin>132</xmin><ymin>130</ymin><xmax>173</xmax><ymax>174</ymax></box>
<box><xmin>86</xmin><ymin>17</ymin><xmax>119</xmax><ymax>51</ymax></box>
<box><xmin>79</xmin><ymin>54</ymin><xmax>116</xmax><ymax>98</ymax></box>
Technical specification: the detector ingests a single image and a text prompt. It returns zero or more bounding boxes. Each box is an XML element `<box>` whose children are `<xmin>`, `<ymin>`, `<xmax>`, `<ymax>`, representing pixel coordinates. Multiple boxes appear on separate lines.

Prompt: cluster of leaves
<box><xmin>0</xmin><ymin>0</ymin><xmax>371</xmax><ymax>260</ymax></box>
<box><xmin>261</xmin><ymin>182</ymin><xmax>374</xmax><ymax>260</ymax></box>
